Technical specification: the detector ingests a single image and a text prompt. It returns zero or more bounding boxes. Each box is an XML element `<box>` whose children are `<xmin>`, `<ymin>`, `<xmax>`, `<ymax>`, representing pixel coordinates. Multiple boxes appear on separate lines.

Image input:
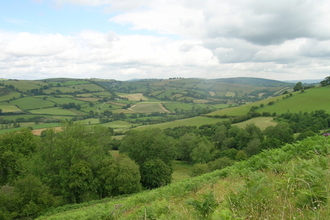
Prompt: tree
<box><xmin>114</xmin><ymin>155</ymin><xmax>141</xmax><ymax>194</ymax></box>
<box><xmin>13</xmin><ymin>175</ymin><xmax>57</xmax><ymax>218</ymax></box>
<box><xmin>320</xmin><ymin>76</ymin><xmax>330</xmax><ymax>86</ymax></box>
<box><xmin>264</xmin><ymin>123</ymin><xmax>294</xmax><ymax>145</ymax></box>
<box><xmin>293</xmin><ymin>82</ymin><xmax>303</xmax><ymax>91</ymax></box>
<box><xmin>119</xmin><ymin>128</ymin><xmax>175</xmax><ymax>188</ymax></box>
<box><xmin>140</xmin><ymin>159</ymin><xmax>172</xmax><ymax>189</ymax></box>
<box><xmin>34</xmin><ymin>123</ymin><xmax>113</xmax><ymax>203</ymax></box>
<box><xmin>176</xmin><ymin>133</ymin><xmax>209</xmax><ymax>162</ymax></box>
<box><xmin>120</xmin><ymin>128</ymin><xmax>175</xmax><ymax>166</ymax></box>
<box><xmin>190</xmin><ymin>142</ymin><xmax>213</xmax><ymax>164</ymax></box>
<box><xmin>0</xmin><ymin>128</ymin><xmax>37</xmax><ymax>185</ymax></box>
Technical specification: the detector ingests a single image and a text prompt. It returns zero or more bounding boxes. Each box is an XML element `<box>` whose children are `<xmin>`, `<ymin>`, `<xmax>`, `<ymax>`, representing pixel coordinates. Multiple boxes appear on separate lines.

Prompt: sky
<box><xmin>1</xmin><ymin>0</ymin><xmax>330</xmax><ymax>81</ymax></box>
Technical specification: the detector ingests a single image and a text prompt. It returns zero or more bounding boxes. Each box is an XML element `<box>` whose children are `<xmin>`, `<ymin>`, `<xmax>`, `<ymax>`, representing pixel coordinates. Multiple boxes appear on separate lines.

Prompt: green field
<box><xmin>130</xmin><ymin>102</ymin><xmax>168</xmax><ymax>113</ymax></box>
<box><xmin>0</xmin><ymin>123</ymin><xmax>62</xmax><ymax>135</ymax></box>
<box><xmin>0</xmin><ymin>103</ymin><xmax>22</xmax><ymax>112</ymax></box>
<box><xmin>3</xmin><ymin>80</ymin><xmax>46</xmax><ymax>92</ymax></box>
<box><xmin>234</xmin><ymin>117</ymin><xmax>277</xmax><ymax>130</ymax></box>
<box><xmin>10</xmin><ymin>97</ymin><xmax>55</xmax><ymax>110</ymax></box>
<box><xmin>172</xmin><ymin>161</ymin><xmax>194</xmax><ymax>183</ymax></box>
<box><xmin>29</xmin><ymin>107</ymin><xmax>84</xmax><ymax>116</ymax></box>
<box><xmin>255</xmin><ymin>87</ymin><xmax>330</xmax><ymax>114</ymax></box>
<box><xmin>0</xmin><ymin>91</ymin><xmax>21</xmax><ymax>101</ymax></box>
<box><xmin>136</xmin><ymin>116</ymin><xmax>226</xmax><ymax>130</ymax></box>
<box><xmin>75</xmin><ymin>83</ymin><xmax>104</xmax><ymax>91</ymax></box>
<box><xmin>60</xmin><ymin>80</ymin><xmax>91</xmax><ymax>86</ymax></box>
<box><xmin>47</xmin><ymin>97</ymin><xmax>86</xmax><ymax>105</ymax></box>
<box><xmin>163</xmin><ymin>102</ymin><xmax>195</xmax><ymax>111</ymax></box>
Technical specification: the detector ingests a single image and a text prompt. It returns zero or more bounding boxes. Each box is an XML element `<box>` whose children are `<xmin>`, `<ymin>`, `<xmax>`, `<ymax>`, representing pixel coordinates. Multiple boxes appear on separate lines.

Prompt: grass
<box><xmin>102</xmin><ymin>121</ymin><xmax>136</xmax><ymax>129</ymax></box>
<box><xmin>3</xmin><ymin>80</ymin><xmax>44</xmax><ymax>92</ymax></box>
<box><xmin>255</xmin><ymin>87</ymin><xmax>330</xmax><ymax>114</ymax></box>
<box><xmin>0</xmin><ymin>123</ymin><xmax>61</xmax><ymax>135</ymax></box>
<box><xmin>117</xmin><ymin>93</ymin><xmax>148</xmax><ymax>101</ymax></box>
<box><xmin>10</xmin><ymin>97</ymin><xmax>55</xmax><ymax>110</ymax></box>
<box><xmin>0</xmin><ymin>91</ymin><xmax>21</xmax><ymax>102</ymax></box>
<box><xmin>130</xmin><ymin>103</ymin><xmax>169</xmax><ymax>113</ymax></box>
<box><xmin>172</xmin><ymin>161</ymin><xmax>194</xmax><ymax>183</ymax></box>
<box><xmin>92</xmin><ymin>91</ymin><xmax>112</xmax><ymax>97</ymax></box>
<box><xmin>0</xmin><ymin>102</ymin><xmax>22</xmax><ymax>112</ymax></box>
<box><xmin>47</xmin><ymin>97</ymin><xmax>86</xmax><ymax>105</ymax></box>
<box><xmin>136</xmin><ymin>116</ymin><xmax>227</xmax><ymax>130</ymax></box>
<box><xmin>163</xmin><ymin>102</ymin><xmax>195</xmax><ymax>111</ymax></box>
<box><xmin>29</xmin><ymin>107</ymin><xmax>84</xmax><ymax>116</ymax></box>
<box><xmin>234</xmin><ymin>117</ymin><xmax>277</xmax><ymax>130</ymax></box>
<box><xmin>74</xmin><ymin>83</ymin><xmax>104</xmax><ymax>91</ymax></box>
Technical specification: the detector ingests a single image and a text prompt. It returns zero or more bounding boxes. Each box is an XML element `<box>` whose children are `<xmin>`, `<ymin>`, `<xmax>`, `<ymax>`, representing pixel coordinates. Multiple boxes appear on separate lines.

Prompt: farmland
<box><xmin>0</xmin><ymin>77</ymin><xmax>318</xmax><ymax>135</ymax></box>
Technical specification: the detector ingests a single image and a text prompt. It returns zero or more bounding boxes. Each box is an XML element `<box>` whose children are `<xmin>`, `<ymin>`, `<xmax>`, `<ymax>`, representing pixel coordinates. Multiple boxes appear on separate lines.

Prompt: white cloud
<box><xmin>2</xmin><ymin>0</ymin><xmax>330</xmax><ymax>80</ymax></box>
<box><xmin>5</xmin><ymin>32</ymin><xmax>72</xmax><ymax>56</ymax></box>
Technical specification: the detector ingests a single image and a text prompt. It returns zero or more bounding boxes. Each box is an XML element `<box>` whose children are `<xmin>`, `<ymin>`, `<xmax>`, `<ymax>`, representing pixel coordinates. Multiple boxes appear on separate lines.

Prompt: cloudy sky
<box><xmin>1</xmin><ymin>0</ymin><xmax>330</xmax><ymax>81</ymax></box>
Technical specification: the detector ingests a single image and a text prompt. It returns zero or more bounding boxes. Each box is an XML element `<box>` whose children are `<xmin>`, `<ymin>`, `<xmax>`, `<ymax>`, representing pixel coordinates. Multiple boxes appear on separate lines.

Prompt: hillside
<box><xmin>208</xmin><ymin>86</ymin><xmax>330</xmax><ymax>117</ymax></box>
<box><xmin>37</xmin><ymin>135</ymin><xmax>330</xmax><ymax>219</ymax></box>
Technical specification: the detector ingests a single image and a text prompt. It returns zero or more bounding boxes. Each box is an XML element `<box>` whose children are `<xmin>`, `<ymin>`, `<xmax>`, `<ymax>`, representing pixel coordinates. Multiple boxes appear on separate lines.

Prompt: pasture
<box><xmin>47</xmin><ymin>97</ymin><xmax>86</xmax><ymax>105</ymax></box>
<box><xmin>136</xmin><ymin>116</ymin><xmax>226</xmax><ymax>130</ymax></box>
<box><xmin>0</xmin><ymin>103</ymin><xmax>22</xmax><ymax>112</ymax></box>
<box><xmin>130</xmin><ymin>103</ymin><xmax>169</xmax><ymax>113</ymax></box>
<box><xmin>118</xmin><ymin>93</ymin><xmax>148</xmax><ymax>101</ymax></box>
<box><xmin>10</xmin><ymin>97</ymin><xmax>54</xmax><ymax>110</ymax></box>
<box><xmin>74</xmin><ymin>83</ymin><xmax>104</xmax><ymax>91</ymax></box>
<box><xmin>235</xmin><ymin>117</ymin><xmax>277</xmax><ymax>130</ymax></box>
<box><xmin>29</xmin><ymin>107</ymin><xmax>83</xmax><ymax>116</ymax></box>
<box><xmin>255</xmin><ymin>87</ymin><xmax>330</xmax><ymax>114</ymax></box>
<box><xmin>0</xmin><ymin>91</ymin><xmax>21</xmax><ymax>102</ymax></box>
<box><xmin>172</xmin><ymin>161</ymin><xmax>194</xmax><ymax>183</ymax></box>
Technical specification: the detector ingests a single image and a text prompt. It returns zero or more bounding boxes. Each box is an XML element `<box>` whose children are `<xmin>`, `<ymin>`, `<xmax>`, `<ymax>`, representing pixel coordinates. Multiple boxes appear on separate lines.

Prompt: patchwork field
<box><xmin>0</xmin><ymin>91</ymin><xmax>21</xmax><ymax>102</ymax></box>
<box><xmin>130</xmin><ymin>103</ymin><xmax>170</xmax><ymax>113</ymax></box>
<box><xmin>10</xmin><ymin>97</ymin><xmax>55</xmax><ymax>110</ymax></box>
<box><xmin>0</xmin><ymin>103</ymin><xmax>22</xmax><ymax>112</ymax></box>
<box><xmin>29</xmin><ymin>107</ymin><xmax>83</xmax><ymax>116</ymax></box>
<box><xmin>235</xmin><ymin>117</ymin><xmax>277</xmax><ymax>130</ymax></box>
<box><xmin>118</xmin><ymin>93</ymin><xmax>148</xmax><ymax>101</ymax></box>
<box><xmin>136</xmin><ymin>116</ymin><xmax>226</xmax><ymax>130</ymax></box>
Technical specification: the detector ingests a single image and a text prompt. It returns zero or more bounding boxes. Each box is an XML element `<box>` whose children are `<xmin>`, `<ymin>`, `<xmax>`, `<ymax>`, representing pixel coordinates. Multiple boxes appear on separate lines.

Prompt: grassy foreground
<box><xmin>38</xmin><ymin>135</ymin><xmax>330</xmax><ymax>219</ymax></box>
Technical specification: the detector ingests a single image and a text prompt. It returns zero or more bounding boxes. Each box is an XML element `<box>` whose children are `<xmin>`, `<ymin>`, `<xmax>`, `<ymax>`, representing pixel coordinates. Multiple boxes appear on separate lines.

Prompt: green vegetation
<box><xmin>35</xmin><ymin>135</ymin><xmax>330</xmax><ymax>219</ymax></box>
<box><xmin>11</xmin><ymin>97</ymin><xmax>54</xmax><ymax>110</ymax></box>
<box><xmin>1</xmin><ymin>74</ymin><xmax>330</xmax><ymax>219</ymax></box>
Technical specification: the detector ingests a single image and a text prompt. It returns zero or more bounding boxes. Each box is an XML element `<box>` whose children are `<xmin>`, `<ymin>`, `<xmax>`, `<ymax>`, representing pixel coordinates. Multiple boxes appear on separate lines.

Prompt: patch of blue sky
<box><xmin>0</xmin><ymin>0</ymin><xmax>181</xmax><ymax>40</ymax></box>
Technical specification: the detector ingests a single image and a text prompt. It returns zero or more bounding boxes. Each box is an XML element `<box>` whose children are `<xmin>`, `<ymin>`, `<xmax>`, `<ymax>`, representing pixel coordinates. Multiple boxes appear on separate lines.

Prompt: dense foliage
<box><xmin>1</xmin><ymin>106</ymin><xmax>330</xmax><ymax>219</ymax></box>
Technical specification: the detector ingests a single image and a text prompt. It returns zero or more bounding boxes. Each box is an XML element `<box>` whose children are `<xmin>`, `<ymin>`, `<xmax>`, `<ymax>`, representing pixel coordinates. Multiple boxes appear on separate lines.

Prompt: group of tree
<box><xmin>0</xmin><ymin>124</ymin><xmax>141</xmax><ymax>219</ymax></box>
<box><xmin>320</xmin><ymin>76</ymin><xmax>330</xmax><ymax>87</ymax></box>
<box><xmin>61</xmin><ymin>102</ymin><xmax>82</xmax><ymax>110</ymax></box>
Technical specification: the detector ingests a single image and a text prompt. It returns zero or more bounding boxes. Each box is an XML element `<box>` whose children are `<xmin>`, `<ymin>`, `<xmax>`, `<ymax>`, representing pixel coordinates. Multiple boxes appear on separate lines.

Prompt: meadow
<box><xmin>10</xmin><ymin>97</ymin><xmax>55</xmax><ymax>110</ymax></box>
<box><xmin>0</xmin><ymin>103</ymin><xmax>22</xmax><ymax>112</ymax></box>
<box><xmin>136</xmin><ymin>116</ymin><xmax>226</xmax><ymax>130</ymax></box>
<box><xmin>130</xmin><ymin>102</ymin><xmax>169</xmax><ymax>113</ymax></box>
<box><xmin>29</xmin><ymin>107</ymin><xmax>82</xmax><ymax>116</ymax></box>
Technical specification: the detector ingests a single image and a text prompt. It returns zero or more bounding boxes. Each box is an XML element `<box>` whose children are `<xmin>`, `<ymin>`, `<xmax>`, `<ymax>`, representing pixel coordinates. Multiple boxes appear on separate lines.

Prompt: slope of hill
<box><xmin>37</xmin><ymin>135</ymin><xmax>330</xmax><ymax>219</ymax></box>
<box><xmin>208</xmin><ymin>86</ymin><xmax>330</xmax><ymax>117</ymax></box>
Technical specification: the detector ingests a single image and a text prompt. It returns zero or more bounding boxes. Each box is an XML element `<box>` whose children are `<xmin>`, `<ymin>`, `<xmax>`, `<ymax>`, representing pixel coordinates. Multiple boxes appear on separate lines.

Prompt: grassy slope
<box><xmin>37</xmin><ymin>136</ymin><xmax>330</xmax><ymax>220</ymax></box>
<box><xmin>208</xmin><ymin>86</ymin><xmax>330</xmax><ymax>117</ymax></box>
